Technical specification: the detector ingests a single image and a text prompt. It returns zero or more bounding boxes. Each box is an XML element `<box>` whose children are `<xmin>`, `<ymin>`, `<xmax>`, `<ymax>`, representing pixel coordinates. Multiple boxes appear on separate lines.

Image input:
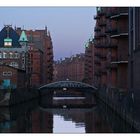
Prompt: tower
<box><xmin>19</xmin><ymin>30</ymin><xmax>28</xmax><ymax>47</ymax></box>
<box><xmin>19</xmin><ymin>30</ymin><xmax>29</xmax><ymax>81</ymax></box>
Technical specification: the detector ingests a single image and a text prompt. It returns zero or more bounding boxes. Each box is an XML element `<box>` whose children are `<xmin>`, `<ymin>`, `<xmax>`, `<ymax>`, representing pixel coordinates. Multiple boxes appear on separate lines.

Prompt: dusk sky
<box><xmin>0</xmin><ymin>7</ymin><xmax>96</xmax><ymax>60</ymax></box>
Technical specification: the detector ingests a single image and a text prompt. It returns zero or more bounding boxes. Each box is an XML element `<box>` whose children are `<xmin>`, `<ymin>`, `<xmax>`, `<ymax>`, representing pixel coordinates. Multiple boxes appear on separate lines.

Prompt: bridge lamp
<box><xmin>63</xmin><ymin>88</ymin><xmax>67</xmax><ymax>91</ymax></box>
<box><xmin>63</xmin><ymin>105</ymin><xmax>67</xmax><ymax>108</ymax></box>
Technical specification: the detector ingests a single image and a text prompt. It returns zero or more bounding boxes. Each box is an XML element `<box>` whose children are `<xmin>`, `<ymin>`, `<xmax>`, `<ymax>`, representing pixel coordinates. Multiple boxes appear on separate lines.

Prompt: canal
<box><xmin>0</xmin><ymin>90</ymin><xmax>137</xmax><ymax>133</ymax></box>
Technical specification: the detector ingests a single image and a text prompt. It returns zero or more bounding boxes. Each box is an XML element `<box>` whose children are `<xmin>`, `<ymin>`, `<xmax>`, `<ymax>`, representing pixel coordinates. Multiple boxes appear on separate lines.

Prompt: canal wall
<box><xmin>96</xmin><ymin>88</ymin><xmax>140</xmax><ymax>132</ymax></box>
<box><xmin>0</xmin><ymin>88</ymin><xmax>39</xmax><ymax>106</ymax></box>
<box><xmin>0</xmin><ymin>99</ymin><xmax>39</xmax><ymax>121</ymax></box>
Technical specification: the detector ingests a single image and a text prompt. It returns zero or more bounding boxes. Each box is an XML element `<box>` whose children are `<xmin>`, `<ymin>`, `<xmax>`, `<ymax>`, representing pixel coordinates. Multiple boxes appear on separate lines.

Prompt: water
<box><xmin>53</xmin><ymin>113</ymin><xmax>85</xmax><ymax>133</ymax></box>
<box><xmin>53</xmin><ymin>97</ymin><xmax>85</xmax><ymax>100</ymax></box>
<box><xmin>0</xmin><ymin>94</ymin><xmax>137</xmax><ymax>133</ymax></box>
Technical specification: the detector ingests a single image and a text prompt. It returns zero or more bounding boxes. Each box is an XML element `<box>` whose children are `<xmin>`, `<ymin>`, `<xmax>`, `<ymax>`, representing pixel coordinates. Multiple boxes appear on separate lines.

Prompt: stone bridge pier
<box><xmin>39</xmin><ymin>89</ymin><xmax>53</xmax><ymax>108</ymax></box>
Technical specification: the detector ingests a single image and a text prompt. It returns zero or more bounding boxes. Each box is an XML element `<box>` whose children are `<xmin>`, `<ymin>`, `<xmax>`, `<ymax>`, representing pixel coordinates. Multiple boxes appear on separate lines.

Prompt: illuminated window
<box><xmin>4</xmin><ymin>38</ymin><xmax>12</xmax><ymax>47</ymax></box>
<box><xmin>4</xmin><ymin>42</ymin><xmax>12</xmax><ymax>46</ymax></box>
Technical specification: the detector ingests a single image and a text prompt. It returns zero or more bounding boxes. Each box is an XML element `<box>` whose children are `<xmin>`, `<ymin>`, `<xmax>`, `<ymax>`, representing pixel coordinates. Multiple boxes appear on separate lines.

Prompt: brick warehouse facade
<box><xmin>84</xmin><ymin>39</ymin><xmax>95</xmax><ymax>85</ymax></box>
<box><xmin>16</xmin><ymin>27</ymin><xmax>53</xmax><ymax>87</ymax></box>
<box><xmin>54</xmin><ymin>53</ymin><xmax>85</xmax><ymax>82</ymax></box>
<box><xmin>0</xmin><ymin>25</ymin><xmax>28</xmax><ymax>70</ymax></box>
<box><xmin>28</xmin><ymin>44</ymin><xmax>43</xmax><ymax>87</ymax></box>
<box><xmin>0</xmin><ymin>65</ymin><xmax>26</xmax><ymax>89</ymax></box>
<box><xmin>0</xmin><ymin>25</ymin><xmax>28</xmax><ymax>88</ymax></box>
<box><xmin>129</xmin><ymin>8</ymin><xmax>140</xmax><ymax>107</ymax></box>
<box><xmin>0</xmin><ymin>25</ymin><xmax>53</xmax><ymax>89</ymax></box>
<box><xmin>94</xmin><ymin>7</ymin><xmax>129</xmax><ymax>92</ymax></box>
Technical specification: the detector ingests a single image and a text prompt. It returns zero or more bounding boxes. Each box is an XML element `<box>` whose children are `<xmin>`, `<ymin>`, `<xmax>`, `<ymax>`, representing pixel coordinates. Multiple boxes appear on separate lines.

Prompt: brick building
<box><xmin>28</xmin><ymin>44</ymin><xmax>43</xmax><ymax>87</ymax></box>
<box><xmin>0</xmin><ymin>25</ymin><xmax>28</xmax><ymax>70</ymax></box>
<box><xmin>0</xmin><ymin>25</ymin><xmax>28</xmax><ymax>88</ymax></box>
<box><xmin>129</xmin><ymin>7</ymin><xmax>140</xmax><ymax>106</ymax></box>
<box><xmin>84</xmin><ymin>38</ymin><xmax>94</xmax><ymax>85</ymax></box>
<box><xmin>94</xmin><ymin>7</ymin><xmax>129</xmax><ymax>92</ymax></box>
<box><xmin>0</xmin><ymin>64</ymin><xmax>26</xmax><ymax>89</ymax></box>
<box><xmin>0</xmin><ymin>25</ymin><xmax>53</xmax><ymax>88</ymax></box>
<box><xmin>16</xmin><ymin>27</ymin><xmax>54</xmax><ymax>87</ymax></box>
<box><xmin>54</xmin><ymin>53</ymin><xmax>85</xmax><ymax>82</ymax></box>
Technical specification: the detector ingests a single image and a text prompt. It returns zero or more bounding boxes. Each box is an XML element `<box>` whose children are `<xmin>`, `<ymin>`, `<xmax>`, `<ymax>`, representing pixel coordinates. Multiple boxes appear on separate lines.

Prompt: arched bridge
<box><xmin>39</xmin><ymin>80</ymin><xmax>97</xmax><ymax>91</ymax></box>
<box><xmin>38</xmin><ymin>81</ymin><xmax>97</xmax><ymax>108</ymax></box>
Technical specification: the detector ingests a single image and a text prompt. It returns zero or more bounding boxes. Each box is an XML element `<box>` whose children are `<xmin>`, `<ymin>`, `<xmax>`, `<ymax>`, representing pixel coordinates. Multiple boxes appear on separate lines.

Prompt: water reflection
<box><xmin>53</xmin><ymin>115</ymin><xmax>85</xmax><ymax>133</ymax></box>
<box><xmin>0</xmin><ymin>90</ymin><xmax>137</xmax><ymax>133</ymax></box>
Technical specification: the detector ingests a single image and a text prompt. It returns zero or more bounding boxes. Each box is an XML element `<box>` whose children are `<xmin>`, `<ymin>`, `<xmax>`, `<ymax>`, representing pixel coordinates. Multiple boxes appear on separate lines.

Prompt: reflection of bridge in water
<box><xmin>38</xmin><ymin>81</ymin><xmax>97</xmax><ymax>108</ymax></box>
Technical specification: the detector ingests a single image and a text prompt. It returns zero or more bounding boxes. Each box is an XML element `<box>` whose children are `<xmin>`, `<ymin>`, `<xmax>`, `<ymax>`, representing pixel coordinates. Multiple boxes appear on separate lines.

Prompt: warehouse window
<box><xmin>9</xmin><ymin>52</ymin><xmax>13</xmax><ymax>58</ymax></box>
<box><xmin>15</xmin><ymin>53</ymin><xmax>20</xmax><ymax>59</ymax></box>
<box><xmin>3</xmin><ymin>71</ymin><xmax>12</xmax><ymax>76</ymax></box>
<box><xmin>3</xmin><ymin>52</ymin><xmax>7</xmax><ymax>58</ymax></box>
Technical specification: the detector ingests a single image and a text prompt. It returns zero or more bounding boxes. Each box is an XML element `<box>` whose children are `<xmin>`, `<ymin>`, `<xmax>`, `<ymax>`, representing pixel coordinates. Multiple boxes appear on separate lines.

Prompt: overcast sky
<box><xmin>0</xmin><ymin>7</ymin><xmax>96</xmax><ymax>60</ymax></box>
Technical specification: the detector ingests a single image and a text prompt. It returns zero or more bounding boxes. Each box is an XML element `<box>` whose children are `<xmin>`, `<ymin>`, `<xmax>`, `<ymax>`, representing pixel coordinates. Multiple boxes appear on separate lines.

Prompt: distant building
<box><xmin>54</xmin><ymin>53</ymin><xmax>85</xmax><ymax>82</ymax></box>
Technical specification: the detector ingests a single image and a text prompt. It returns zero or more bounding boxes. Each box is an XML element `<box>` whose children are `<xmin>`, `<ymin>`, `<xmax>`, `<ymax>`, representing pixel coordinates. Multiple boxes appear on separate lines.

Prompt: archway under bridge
<box><xmin>38</xmin><ymin>81</ymin><xmax>97</xmax><ymax>108</ymax></box>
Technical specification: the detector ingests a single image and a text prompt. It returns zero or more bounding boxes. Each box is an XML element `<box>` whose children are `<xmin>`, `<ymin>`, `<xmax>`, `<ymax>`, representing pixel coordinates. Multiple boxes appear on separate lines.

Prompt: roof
<box><xmin>0</xmin><ymin>26</ymin><xmax>21</xmax><ymax>48</ymax></box>
<box><xmin>19</xmin><ymin>30</ymin><xmax>28</xmax><ymax>42</ymax></box>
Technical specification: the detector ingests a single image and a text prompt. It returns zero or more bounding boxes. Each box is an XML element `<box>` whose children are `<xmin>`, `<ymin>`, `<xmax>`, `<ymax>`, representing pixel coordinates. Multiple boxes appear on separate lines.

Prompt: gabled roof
<box><xmin>19</xmin><ymin>30</ymin><xmax>28</xmax><ymax>42</ymax></box>
<box><xmin>0</xmin><ymin>26</ymin><xmax>21</xmax><ymax>48</ymax></box>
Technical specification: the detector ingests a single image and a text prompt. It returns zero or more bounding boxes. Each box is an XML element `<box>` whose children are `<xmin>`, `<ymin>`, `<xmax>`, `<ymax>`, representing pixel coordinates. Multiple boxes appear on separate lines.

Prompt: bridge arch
<box><xmin>38</xmin><ymin>80</ymin><xmax>97</xmax><ymax>91</ymax></box>
<box><xmin>38</xmin><ymin>81</ymin><xmax>97</xmax><ymax>108</ymax></box>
